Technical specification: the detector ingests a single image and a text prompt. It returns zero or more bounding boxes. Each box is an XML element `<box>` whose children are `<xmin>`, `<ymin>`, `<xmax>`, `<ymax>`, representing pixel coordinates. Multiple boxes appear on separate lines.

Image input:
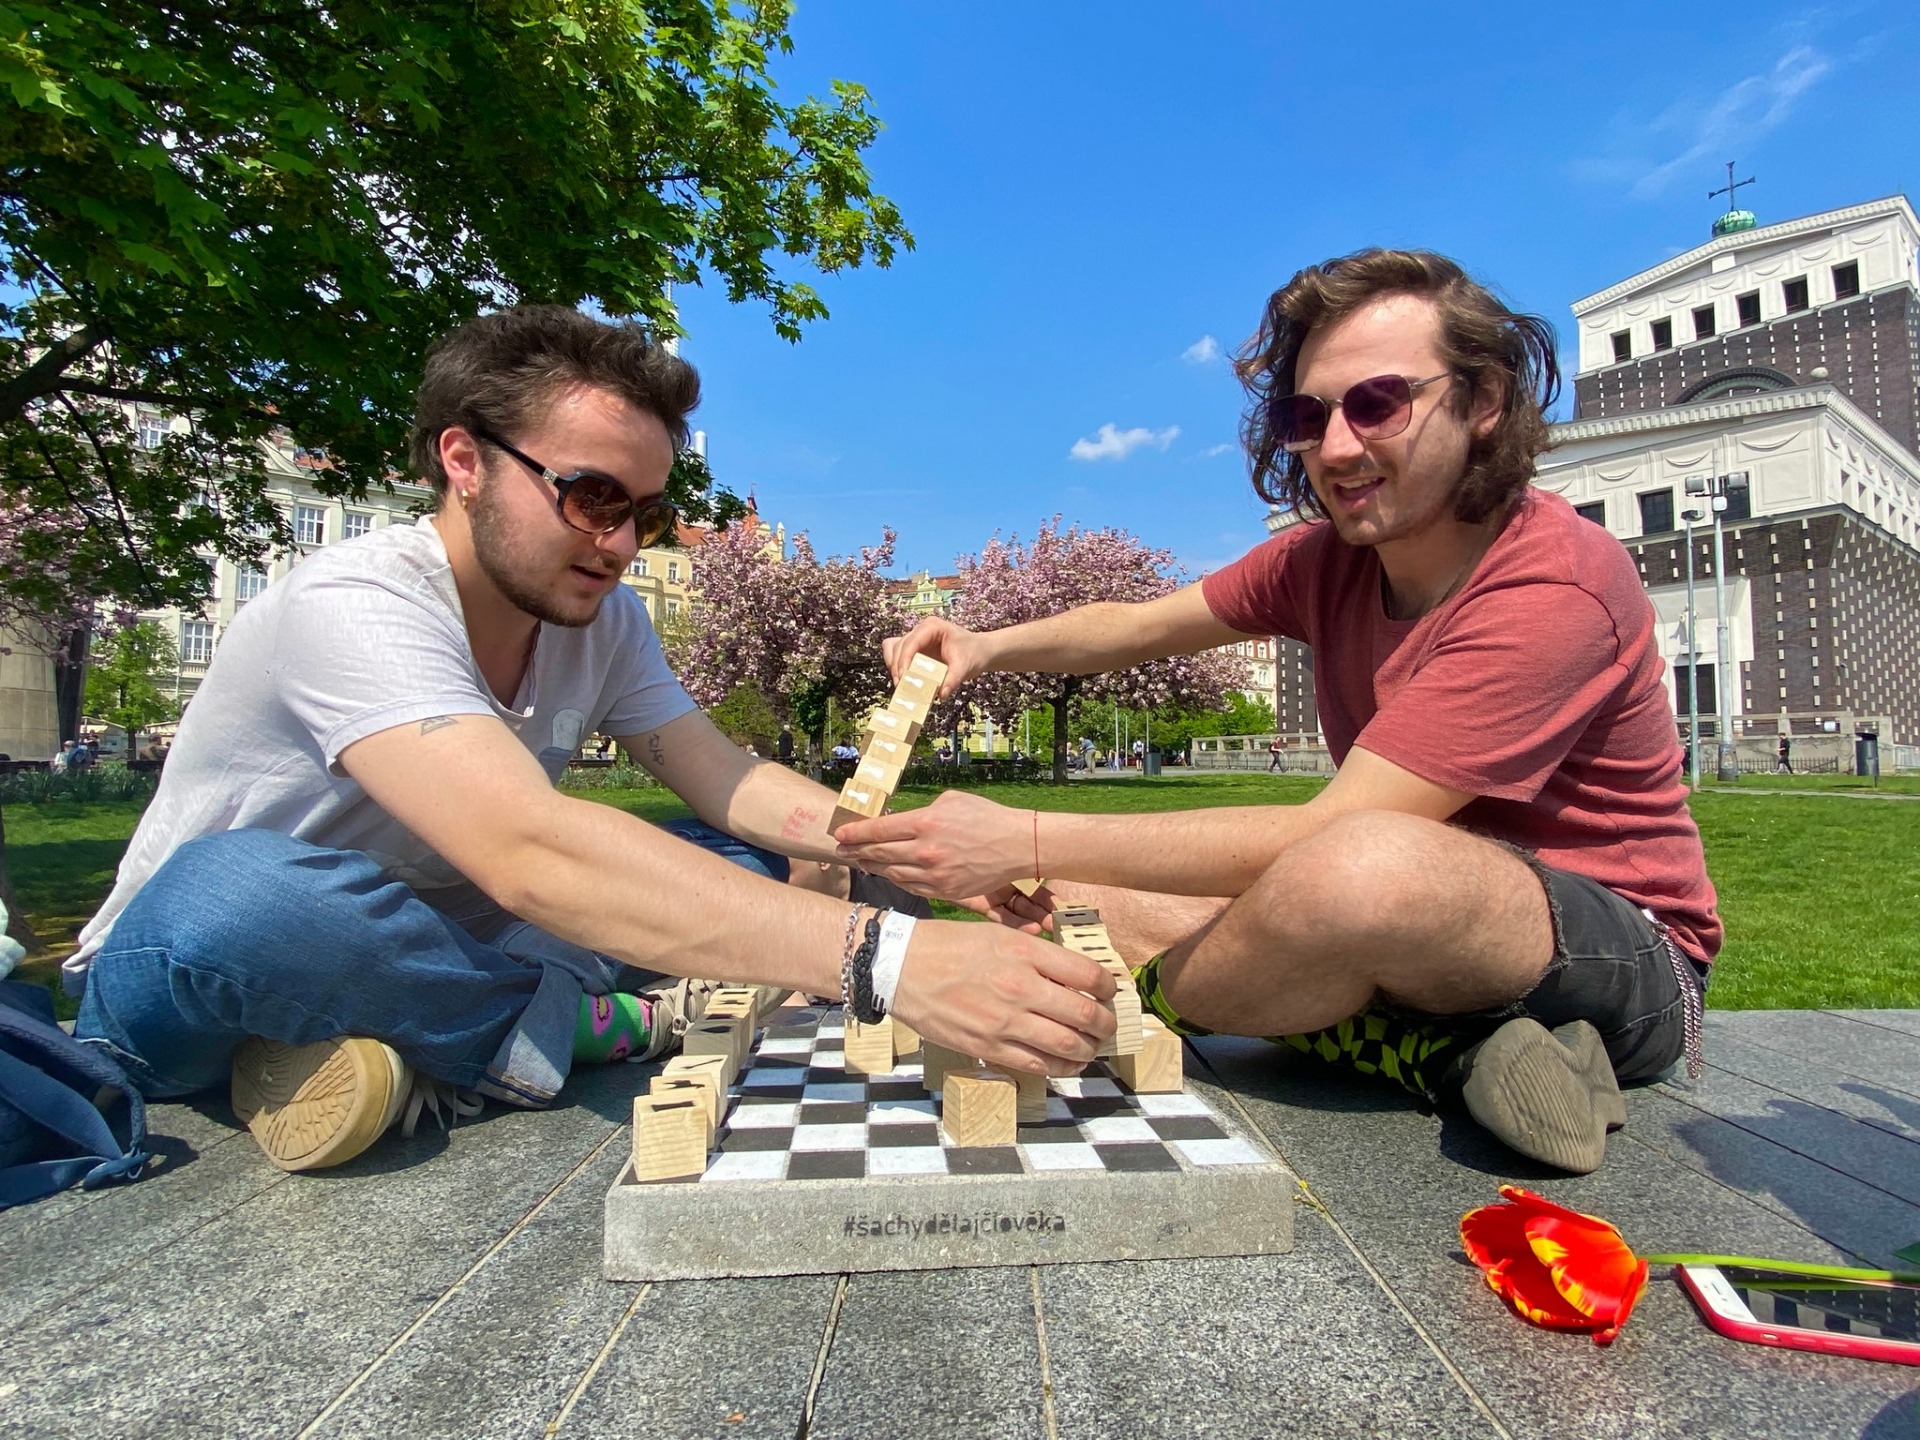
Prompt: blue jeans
<box><xmin>73</xmin><ymin>821</ymin><xmax>788</xmax><ymax>1107</ymax></box>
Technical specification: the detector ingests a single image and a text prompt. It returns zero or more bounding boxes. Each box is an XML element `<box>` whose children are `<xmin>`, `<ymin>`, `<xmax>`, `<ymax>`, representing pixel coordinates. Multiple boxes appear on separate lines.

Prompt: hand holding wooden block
<box><xmin>940</xmin><ymin>1068</ymin><xmax>1018</xmax><ymax>1147</ymax></box>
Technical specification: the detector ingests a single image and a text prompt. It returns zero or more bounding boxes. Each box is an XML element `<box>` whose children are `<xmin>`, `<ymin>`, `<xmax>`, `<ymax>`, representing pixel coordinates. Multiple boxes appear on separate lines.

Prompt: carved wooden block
<box><xmin>1111</xmin><ymin>1015</ymin><xmax>1183</xmax><ymax>1093</ymax></box>
<box><xmin>842</xmin><ymin>1015</ymin><xmax>896</xmax><ymax>1075</ymax></box>
<box><xmin>941</xmin><ymin>1068</ymin><xmax>1018</xmax><ymax>1147</ymax></box>
<box><xmin>864</xmin><ymin>707</ymin><xmax>922</xmax><ymax>747</ymax></box>
<box><xmin>853</xmin><ymin>754</ymin><xmax>906</xmax><ymax>791</ymax></box>
<box><xmin>632</xmin><ymin>1094</ymin><xmax>711</xmax><ymax>1181</ymax></box>
<box><xmin>829</xmin><ymin>779</ymin><xmax>889</xmax><ymax>834</ymax></box>
<box><xmin>650</xmin><ymin>1072</ymin><xmax>721</xmax><ymax>1128</ymax></box>
<box><xmin>681</xmin><ymin>1017</ymin><xmax>748</xmax><ymax>1084</ymax></box>
<box><xmin>1095</xmin><ymin>957</ymin><xmax>1144</xmax><ymax>1058</ymax></box>
<box><xmin>862</xmin><ymin>735</ymin><xmax>911</xmax><ymax>773</ymax></box>
<box><xmin>919</xmin><ymin>1041</ymin><xmax>975</xmax><ymax>1094</ymax></box>
<box><xmin>1012</xmin><ymin>1068</ymin><xmax>1048</xmax><ymax>1124</ymax></box>
<box><xmin>890</xmin><ymin>1017</ymin><xmax>921</xmax><ymax>1058</ymax></box>
<box><xmin>904</xmin><ymin>653</ymin><xmax>949</xmax><ymax>687</ymax></box>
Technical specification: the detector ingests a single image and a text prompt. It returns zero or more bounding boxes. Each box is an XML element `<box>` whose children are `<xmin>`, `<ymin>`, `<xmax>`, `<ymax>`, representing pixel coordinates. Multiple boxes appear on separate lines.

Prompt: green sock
<box><xmin>1275</xmin><ymin>1010</ymin><xmax>1459</xmax><ymax>1102</ymax></box>
<box><xmin>574</xmin><ymin>992</ymin><xmax>652</xmax><ymax>1063</ymax></box>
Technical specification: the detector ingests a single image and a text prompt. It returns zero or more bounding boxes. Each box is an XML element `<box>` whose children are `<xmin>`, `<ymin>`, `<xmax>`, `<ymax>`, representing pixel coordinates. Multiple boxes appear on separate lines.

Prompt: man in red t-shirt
<box><xmin>837</xmin><ymin>248</ymin><xmax>1720</xmax><ymax>1175</ymax></box>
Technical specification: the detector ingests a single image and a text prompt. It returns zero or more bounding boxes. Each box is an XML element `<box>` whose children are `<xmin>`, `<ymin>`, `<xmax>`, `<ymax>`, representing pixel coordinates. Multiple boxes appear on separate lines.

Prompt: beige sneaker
<box><xmin>231</xmin><ymin>1036</ymin><xmax>438</xmax><ymax>1172</ymax></box>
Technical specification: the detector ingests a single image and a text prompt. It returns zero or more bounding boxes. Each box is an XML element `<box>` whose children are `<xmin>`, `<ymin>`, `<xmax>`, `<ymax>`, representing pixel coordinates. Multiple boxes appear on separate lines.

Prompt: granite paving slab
<box><xmin>1688</xmin><ymin>1031</ymin><xmax>1920</xmax><ymax>1143</ymax></box>
<box><xmin>306</xmin><ymin>1135</ymin><xmax>637</xmax><ymax>1440</ymax></box>
<box><xmin>808</xmin><ymin>1266</ymin><xmax>1049</xmax><ymax>1440</ymax></box>
<box><xmin>1707</xmin><ymin>1012</ymin><xmax>1920</xmax><ymax>1098</ymax></box>
<box><xmin>1831</xmin><ymin>1010</ymin><xmax>1920</xmax><ymax>1042</ymax></box>
<box><xmin>550</xmin><ymin>1274</ymin><xmax>838</xmax><ymax>1438</ymax></box>
<box><xmin>1037</xmin><ymin>1213</ymin><xmax>1503</xmax><ymax>1440</ymax></box>
<box><xmin>0</xmin><ymin>1068</ymin><xmax>640</xmax><ymax>1438</ymax></box>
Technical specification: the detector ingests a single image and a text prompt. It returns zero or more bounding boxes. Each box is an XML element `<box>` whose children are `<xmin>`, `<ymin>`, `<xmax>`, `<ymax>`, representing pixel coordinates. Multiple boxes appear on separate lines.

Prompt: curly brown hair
<box><xmin>409</xmin><ymin>305</ymin><xmax>700</xmax><ymax>498</ymax></box>
<box><xmin>1235</xmin><ymin>249</ymin><xmax>1560</xmax><ymax>524</ymax></box>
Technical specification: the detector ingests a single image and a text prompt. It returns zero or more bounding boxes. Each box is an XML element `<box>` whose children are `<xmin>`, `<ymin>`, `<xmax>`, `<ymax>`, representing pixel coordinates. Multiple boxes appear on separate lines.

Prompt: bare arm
<box><xmin>340</xmin><ymin>713</ymin><xmax>1116</xmax><ymax>1073</ymax></box>
<box><xmin>618</xmin><ymin>707</ymin><xmax>842</xmax><ymax>864</ymax></box>
<box><xmin>835</xmin><ymin>746</ymin><xmax>1475</xmax><ymax>900</ymax></box>
<box><xmin>884</xmin><ymin>583</ymin><xmax>1249</xmax><ymax>698</ymax></box>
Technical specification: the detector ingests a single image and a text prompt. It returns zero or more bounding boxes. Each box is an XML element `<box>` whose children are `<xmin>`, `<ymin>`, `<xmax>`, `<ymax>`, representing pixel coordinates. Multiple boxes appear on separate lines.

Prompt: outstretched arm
<box><xmin>835</xmin><ymin>746</ymin><xmax>1473</xmax><ymax>901</ymax></box>
<box><xmin>617</xmin><ymin>707</ymin><xmax>844</xmax><ymax>865</ymax></box>
<box><xmin>341</xmin><ymin>712</ymin><xmax>1116</xmax><ymax>1074</ymax></box>
<box><xmin>884</xmin><ymin>582</ymin><xmax>1248</xmax><ymax>698</ymax></box>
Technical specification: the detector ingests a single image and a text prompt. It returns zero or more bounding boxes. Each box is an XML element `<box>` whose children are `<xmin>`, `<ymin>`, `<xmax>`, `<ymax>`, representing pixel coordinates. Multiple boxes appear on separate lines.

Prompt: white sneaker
<box><xmin>231</xmin><ymin>1037</ymin><xmax>481</xmax><ymax>1172</ymax></box>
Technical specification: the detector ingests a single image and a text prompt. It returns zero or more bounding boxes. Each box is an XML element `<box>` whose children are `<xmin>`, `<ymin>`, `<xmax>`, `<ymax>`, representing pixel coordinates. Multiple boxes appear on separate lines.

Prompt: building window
<box><xmin>1637</xmin><ymin>488</ymin><xmax>1675</xmax><ymax>535</ymax></box>
<box><xmin>137</xmin><ymin>415</ymin><xmax>169</xmax><ymax>450</ymax></box>
<box><xmin>1610</xmin><ymin>331</ymin><xmax>1632</xmax><ymax>363</ymax></box>
<box><xmin>1692</xmin><ymin>304</ymin><xmax>1716</xmax><ymax>340</ymax></box>
<box><xmin>1650</xmin><ymin>318</ymin><xmax>1673</xmax><ymax>351</ymax></box>
<box><xmin>235</xmin><ymin>566</ymin><xmax>268</xmax><ymax>603</ymax></box>
<box><xmin>1574</xmin><ymin>501</ymin><xmax>1607</xmax><ymax>526</ymax></box>
<box><xmin>1832</xmin><ymin>262</ymin><xmax>1860</xmax><ymax>299</ymax></box>
<box><xmin>180</xmin><ymin>621</ymin><xmax>215</xmax><ymax>665</ymax></box>
<box><xmin>342</xmin><ymin>511</ymin><xmax>373</xmax><ymax>540</ymax></box>
<box><xmin>666</xmin><ymin>560</ymin><xmax>681</xmax><ymax>583</ymax></box>
<box><xmin>1736</xmin><ymin>291</ymin><xmax>1761</xmax><ymax>327</ymax></box>
<box><xmin>295</xmin><ymin>505</ymin><xmax>326</xmax><ymax>545</ymax></box>
<box><xmin>630</xmin><ymin>557</ymin><xmax>649</xmax><ymax>576</ymax></box>
<box><xmin>664</xmin><ymin>598</ymin><xmax>681</xmax><ymax>618</ymax></box>
<box><xmin>1782</xmin><ymin>277</ymin><xmax>1809</xmax><ymax>313</ymax></box>
<box><xmin>1721</xmin><ymin>475</ymin><xmax>1752</xmax><ymax>524</ymax></box>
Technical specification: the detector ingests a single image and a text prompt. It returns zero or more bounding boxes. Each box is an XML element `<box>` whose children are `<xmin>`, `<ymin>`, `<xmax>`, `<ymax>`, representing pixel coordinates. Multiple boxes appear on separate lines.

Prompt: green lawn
<box><xmin>5</xmin><ymin>774</ymin><xmax>1914</xmax><ymax>1012</ymax></box>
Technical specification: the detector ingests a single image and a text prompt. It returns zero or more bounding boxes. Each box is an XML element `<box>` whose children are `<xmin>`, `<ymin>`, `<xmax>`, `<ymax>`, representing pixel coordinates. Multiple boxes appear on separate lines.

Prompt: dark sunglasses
<box><xmin>471</xmin><ymin>429</ymin><xmax>679</xmax><ymax>546</ymax></box>
<box><xmin>1269</xmin><ymin>372</ymin><xmax>1457</xmax><ymax>455</ymax></box>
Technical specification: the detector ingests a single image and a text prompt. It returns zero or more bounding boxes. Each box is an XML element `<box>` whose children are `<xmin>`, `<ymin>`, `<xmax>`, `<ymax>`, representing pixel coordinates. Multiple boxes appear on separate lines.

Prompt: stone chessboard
<box><xmin>604</xmin><ymin>1005</ymin><xmax>1295</xmax><ymax>1281</ymax></box>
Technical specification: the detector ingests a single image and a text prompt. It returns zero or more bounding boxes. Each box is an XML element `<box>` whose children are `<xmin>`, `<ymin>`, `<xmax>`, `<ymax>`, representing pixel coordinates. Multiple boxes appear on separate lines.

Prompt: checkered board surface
<box><xmin>693</xmin><ymin>1006</ymin><xmax>1271</xmax><ymax>1184</ymax></box>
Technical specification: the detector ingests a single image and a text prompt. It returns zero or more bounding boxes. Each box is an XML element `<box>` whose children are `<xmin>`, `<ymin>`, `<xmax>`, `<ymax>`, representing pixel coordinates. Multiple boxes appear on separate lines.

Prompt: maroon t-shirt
<box><xmin>1202</xmin><ymin>488</ymin><xmax>1721</xmax><ymax>963</ymax></box>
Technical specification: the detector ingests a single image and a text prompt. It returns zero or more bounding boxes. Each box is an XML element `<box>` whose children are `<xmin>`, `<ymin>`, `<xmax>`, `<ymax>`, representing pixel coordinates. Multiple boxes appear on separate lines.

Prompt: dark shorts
<box><xmin>1463</xmin><ymin>860</ymin><xmax>1709</xmax><ymax>1084</ymax></box>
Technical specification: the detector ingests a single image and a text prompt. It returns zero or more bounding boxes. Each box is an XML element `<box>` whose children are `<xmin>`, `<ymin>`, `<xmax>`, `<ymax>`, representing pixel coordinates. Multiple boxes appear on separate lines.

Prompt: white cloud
<box><xmin>1573</xmin><ymin>46</ymin><xmax>1833</xmax><ymax>200</ymax></box>
<box><xmin>1069</xmin><ymin>423</ymin><xmax>1181</xmax><ymax>462</ymax></box>
<box><xmin>1181</xmin><ymin>335</ymin><xmax>1222</xmax><ymax>365</ymax></box>
<box><xmin>1202</xmin><ymin>442</ymin><xmax>1236</xmax><ymax>458</ymax></box>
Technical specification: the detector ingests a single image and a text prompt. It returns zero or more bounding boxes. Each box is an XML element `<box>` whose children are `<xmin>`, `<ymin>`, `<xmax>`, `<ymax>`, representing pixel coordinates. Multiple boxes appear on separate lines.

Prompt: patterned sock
<box><xmin>1275</xmin><ymin>1009</ymin><xmax>1460</xmax><ymax>1102</ymax></box>
<box><xmin>1130</xmin><ymin>953</ymin><xmax>1214</xmax><ymax>1037</ymax></box>
<box><xmin>574</xmin><ymin>993</ymin><xmax>652</xmax><ymax>1064</ymax></box>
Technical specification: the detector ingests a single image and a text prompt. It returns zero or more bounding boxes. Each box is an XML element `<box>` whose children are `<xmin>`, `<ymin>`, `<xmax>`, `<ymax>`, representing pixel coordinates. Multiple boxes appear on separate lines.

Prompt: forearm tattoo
<box><xmin>647</xmin><ymin>731</ymin><xmax>665</xmax><ymax>768</ymax></box>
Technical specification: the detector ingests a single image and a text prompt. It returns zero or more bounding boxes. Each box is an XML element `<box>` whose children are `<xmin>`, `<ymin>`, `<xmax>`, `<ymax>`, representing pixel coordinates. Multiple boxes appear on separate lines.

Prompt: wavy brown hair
<box><xmin>409</xmin><ymin>305</ymin><xmax>699</xmax><ymax>498</ymax></box>
<box><xmin>1236</xmin><ymin>249</ymin><xmax>1560</xmax><ymax>524</ymax></box>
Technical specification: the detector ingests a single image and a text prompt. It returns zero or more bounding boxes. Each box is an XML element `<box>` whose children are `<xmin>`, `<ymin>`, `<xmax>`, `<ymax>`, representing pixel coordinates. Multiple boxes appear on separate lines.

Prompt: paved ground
<box><xmin>2</xmin><ymin>1009</ymin><xmax>1916</xmax><ymax>1439</ymax></box>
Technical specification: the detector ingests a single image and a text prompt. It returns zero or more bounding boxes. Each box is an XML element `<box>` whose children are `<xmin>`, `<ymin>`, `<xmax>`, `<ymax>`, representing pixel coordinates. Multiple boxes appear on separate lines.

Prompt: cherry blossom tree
<box><xmin>935</xmin><ymin>517</ymin><xmax>1248</xmax><ymax>782</ymax></box>
<box><xmin>667</xmin><ymin>521</ymin><xmax>912</xmax><ymax>776</ymax></box>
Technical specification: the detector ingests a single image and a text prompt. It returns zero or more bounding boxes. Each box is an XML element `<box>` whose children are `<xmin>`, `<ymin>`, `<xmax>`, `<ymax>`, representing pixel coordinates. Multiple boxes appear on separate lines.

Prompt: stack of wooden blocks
<box><xmin>924</xmin><ymin>903</ymin><xmax>1184</xmax><ymax>1148</ymax></box>
<box><xmin>828</xmin><ymin>653</ymin><xmax>948</xmax><ymax>832</ymax></box>
<box><xmin>631</xmin><ymin>985</ymin><xmax>764</xmax><ymax>1183</ymax></box>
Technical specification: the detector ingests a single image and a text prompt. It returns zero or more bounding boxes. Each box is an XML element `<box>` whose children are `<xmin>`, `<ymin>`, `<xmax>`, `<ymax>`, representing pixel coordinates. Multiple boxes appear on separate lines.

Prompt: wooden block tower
<box><xmin>829</xmin><ymin>654</ymin><xmax>948</xmax><ymax>832</ymax></box>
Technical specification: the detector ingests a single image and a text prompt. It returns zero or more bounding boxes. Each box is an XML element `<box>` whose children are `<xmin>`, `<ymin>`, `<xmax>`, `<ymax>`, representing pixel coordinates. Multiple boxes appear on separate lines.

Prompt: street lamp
<box><xmin>1684</xmin><ymin>471</ymin><xmax>1748</xmax><ymax>782</ymax></box>
<box><xmin>1681</xmin><ymin>506</ymin><xmax>1704</xmax><ymax>787</ymax></box>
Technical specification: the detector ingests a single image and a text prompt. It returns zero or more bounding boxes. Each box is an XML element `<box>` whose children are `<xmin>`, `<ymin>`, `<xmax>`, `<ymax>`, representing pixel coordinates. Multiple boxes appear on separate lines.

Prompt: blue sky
<box><xmin>676</xmin><ymin>1</ymin><xmax>1918</xmax><ymax>580</ymax></box>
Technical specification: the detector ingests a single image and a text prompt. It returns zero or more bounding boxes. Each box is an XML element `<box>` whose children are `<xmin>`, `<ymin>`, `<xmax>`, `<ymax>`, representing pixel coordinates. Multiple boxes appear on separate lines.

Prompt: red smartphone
<box><xmin>1677</xmin><ymin>1262</ymin><xmax>1920</xmax><ymax>1366</ymax></box>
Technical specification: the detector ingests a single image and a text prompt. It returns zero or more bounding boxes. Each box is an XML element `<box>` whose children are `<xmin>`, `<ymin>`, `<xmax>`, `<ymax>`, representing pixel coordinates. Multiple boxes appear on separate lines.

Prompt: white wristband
<box><xmin>872</xmin><ymin>910</ymin><xmax>916</xmax><ymax>1012</ymax></box>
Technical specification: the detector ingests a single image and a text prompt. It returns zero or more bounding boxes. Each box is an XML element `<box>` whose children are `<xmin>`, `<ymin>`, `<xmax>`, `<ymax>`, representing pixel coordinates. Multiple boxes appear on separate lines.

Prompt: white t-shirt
<box><xmin>68</xmin><ymin>516</ymin><xmax>695</xmax><ymax>981</ymax></box>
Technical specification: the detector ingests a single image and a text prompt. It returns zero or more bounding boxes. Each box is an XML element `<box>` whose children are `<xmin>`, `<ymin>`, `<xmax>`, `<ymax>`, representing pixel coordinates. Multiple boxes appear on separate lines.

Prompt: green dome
<box><xmin>1712</xmin><ymin>209</ymin><xmax>1758</xmax><ymax>237</ymax></box>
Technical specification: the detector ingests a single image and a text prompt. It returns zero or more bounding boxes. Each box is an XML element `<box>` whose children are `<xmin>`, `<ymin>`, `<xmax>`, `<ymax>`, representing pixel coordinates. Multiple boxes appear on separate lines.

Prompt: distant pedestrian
<box><xmin>1776</xmin><ymin>735</ymin><xmax>1793</xmax><ymax>774</ymax></box>
<box><xmin>1267</xmin><ymin>735</ymin><xmax>1285</xmax><ymax>772</ymax></box>
<box><xmin>776</xmin><ymin>725</ymin><xmax>794</xmax><ymax>766</ymax></box>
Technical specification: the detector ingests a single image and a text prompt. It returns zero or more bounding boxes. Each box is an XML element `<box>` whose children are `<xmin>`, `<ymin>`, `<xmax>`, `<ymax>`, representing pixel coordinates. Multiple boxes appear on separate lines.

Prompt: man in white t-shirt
<box><xmin>71</xmin><ymin>306</ymin><xmax>1112</xmax><ymax>1173</ymax></box>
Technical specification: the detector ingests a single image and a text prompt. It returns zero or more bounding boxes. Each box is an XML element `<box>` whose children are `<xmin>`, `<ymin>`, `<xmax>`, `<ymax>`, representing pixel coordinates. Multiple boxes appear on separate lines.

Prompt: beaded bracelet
<box><xmin>838</xmin><ymin>904</ymin><xmax>863</xmax><ymax>1014</ymax></box>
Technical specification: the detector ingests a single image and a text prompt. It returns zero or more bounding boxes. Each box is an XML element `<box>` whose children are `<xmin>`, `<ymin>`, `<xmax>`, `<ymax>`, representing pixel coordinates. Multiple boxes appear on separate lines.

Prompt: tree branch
<box><xmin>0</xmin><ymin>325</ymin><xmax>106</xmax><ymax>426</ymax></box>
<box><xmin>52</xmin><ymin>379</ymin><xmax>224</xmax><ymax>410</ymax></box>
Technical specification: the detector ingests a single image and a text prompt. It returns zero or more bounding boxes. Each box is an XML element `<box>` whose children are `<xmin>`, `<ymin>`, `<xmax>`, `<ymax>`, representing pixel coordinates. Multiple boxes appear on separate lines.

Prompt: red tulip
<box><xmin>1460</xmin><ymin>1186</ymin><xmax>1649</xmax><ymax>1345</ymax></box>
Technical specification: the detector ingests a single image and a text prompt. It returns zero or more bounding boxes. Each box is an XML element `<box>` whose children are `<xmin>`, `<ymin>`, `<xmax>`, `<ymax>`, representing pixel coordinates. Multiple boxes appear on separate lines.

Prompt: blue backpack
<box><xmin>0</xmin><ymin>979</ymin><xmax>150</xmax><ymax>1208</ymax></box>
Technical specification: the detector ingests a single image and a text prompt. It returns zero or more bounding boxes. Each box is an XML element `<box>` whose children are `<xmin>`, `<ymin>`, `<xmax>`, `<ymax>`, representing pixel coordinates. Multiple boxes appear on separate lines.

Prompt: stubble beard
<box><xmin>467</xmin><ymin>485</ymin><xmax>605</xmax><ymax>630</ymax></box>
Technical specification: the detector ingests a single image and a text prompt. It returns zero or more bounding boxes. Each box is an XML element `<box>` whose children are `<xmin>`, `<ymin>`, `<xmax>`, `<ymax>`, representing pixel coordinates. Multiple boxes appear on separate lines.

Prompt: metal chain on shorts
<box><xmin>1648</xmin><ymin>914</ymin><xmax>1705</xmax><ymax>1080</ymax></box>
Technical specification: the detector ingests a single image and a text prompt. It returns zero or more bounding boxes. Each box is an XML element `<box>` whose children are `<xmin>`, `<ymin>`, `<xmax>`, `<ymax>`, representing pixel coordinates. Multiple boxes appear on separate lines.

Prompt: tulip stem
<box><xmin>1642</xmin><ymin>1253</ymin><xmax>1920</xmax><ymax>1284</ymax></box>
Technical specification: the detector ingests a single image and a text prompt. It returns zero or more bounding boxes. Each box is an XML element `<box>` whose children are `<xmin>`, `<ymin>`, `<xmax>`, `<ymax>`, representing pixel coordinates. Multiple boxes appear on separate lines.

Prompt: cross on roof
<box><xmin>1709</xmin><ymin>160</ymin><xmax>1755</xmax><ymax>213</ymax></box>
